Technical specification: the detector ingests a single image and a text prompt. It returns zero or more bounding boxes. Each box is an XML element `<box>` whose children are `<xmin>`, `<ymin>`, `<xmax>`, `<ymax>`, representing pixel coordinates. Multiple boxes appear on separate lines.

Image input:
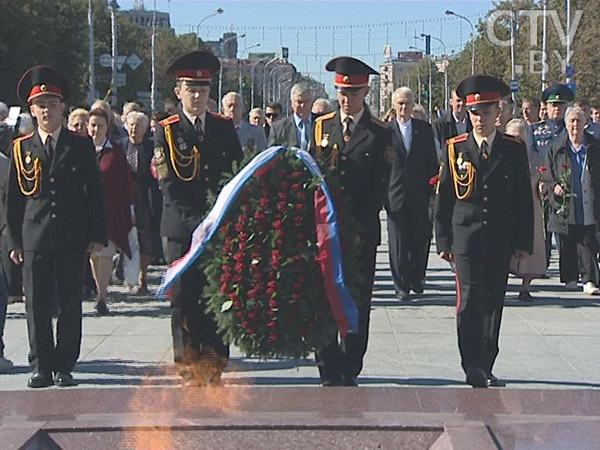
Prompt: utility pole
<box><xmin>109</xmin><ymin>0</ymin><xmax>119</xmax><ymax>106</ymax></box>
<box><xmin>87</xmin><ymin>0</ymin><xmax>95</xmax><ymax>105</ymax></box>
<box><xmin>150</xmin><ymin>0</ymin><xmax>157</xmax><ymax>113</ymax></box>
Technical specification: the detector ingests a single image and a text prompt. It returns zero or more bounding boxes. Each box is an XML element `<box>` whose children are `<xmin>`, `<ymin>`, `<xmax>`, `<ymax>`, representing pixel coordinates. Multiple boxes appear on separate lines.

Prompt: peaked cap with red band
<box><xmin>456</xmin><ymin>74</ymin><xmax>510</xmax><ymax>110</ymax></box>
<box><xmin>17</xmin><ymin>65</ymin><xmax>70</xmax><ymax>104</ymax></box>
<box><xmin>166</xmin><ymin>50</ymin><xmax>220</xmax><ymax>85</ymax></box>
<box><xmin>325</xmin><ymin>56</ymin><xmax>378</xmax><ymax>89</ymax></box>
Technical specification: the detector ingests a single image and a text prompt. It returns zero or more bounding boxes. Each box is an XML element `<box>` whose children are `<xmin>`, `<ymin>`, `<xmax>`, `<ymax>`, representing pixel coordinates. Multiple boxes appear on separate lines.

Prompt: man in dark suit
<box><xmin>263</xmin><ymin>102</ymin><xmax>282</xmax><ymax>140</ymax></box>
<box><xmin>268</xmin><ymin>83</ymin><xmax>315</xmax><ymax>151</ymax></box>
<box><xmin>433</xmin><ymin>89</ymin><xmax>472</xmax><ymax>160</ymax></box>
<box><xmin>386</xmin><ymin>87</ymin><xmax>438</xmax><ymax>300</ymax></box>
<box><xmin>6</xmin><ymin>66</ymin><xmax>107</xmax><ymax>388</ymax></box>
<box><xmin>311</xmin><ymin>57</ymin><xmax>391</xmax><ymax>386</ymax></box>
<box><xmin>435</xmin><ymin>75</ymin><xmax>533</xmax><ymax>388</ymax></box>
<box><xmin>153</xmin><ymin>51</ymin><xmax>243</xmax><ymax>386</ymax></box>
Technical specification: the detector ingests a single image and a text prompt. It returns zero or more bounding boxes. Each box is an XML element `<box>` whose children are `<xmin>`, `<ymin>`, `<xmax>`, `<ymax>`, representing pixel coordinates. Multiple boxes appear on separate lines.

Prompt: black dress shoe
<box><xmin>397</xmin><ymin>290</ymin><xmax>410</xmax><ymax>301</ymax></box>
<box><xmin>466</xmin><ymin>367</ymin><xmax>489</xmax><ymax>388</ymax></box>
<box><xmin>95</xmin><ymin>301</ymin><xmax>109</xmax><ymax>315</ymax></box>
<box><xmin>27</xmin><ymin>372</ymin><xmax>54</xmax><ymax>388</ymax></box>
<box><xmin>488</xmin><ymin>374</ymin><xmax>506</xmax><ymax>387</ymax></box>
<box><xmin>518</xmin><ymin>291</ymin><xmax>534</xmax><ymax>302</ymax></box>
<box><xmin>411</xmin><ymin>282</ymin><xmax>424</xmax><ymax>294</ymax></box>
<box><xmin>54</xmin><ymin>372</ymin><xmax>75</xmax><ymax>387</ymax></box>
<box><xmin>343</xmin><ymin>375</ymin><xmax>359</xmax><ymax>387</ymax></box>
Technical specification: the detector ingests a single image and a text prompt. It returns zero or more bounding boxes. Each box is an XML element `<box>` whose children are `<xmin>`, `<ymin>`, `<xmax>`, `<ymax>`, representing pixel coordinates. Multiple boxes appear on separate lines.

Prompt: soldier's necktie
<box><xmin>45</xmin><ymin>136</ymin><xmax>54</xmax><ymax>161</ymax></box>
<box><xmin>480</xmin><ymin>140</ymin><xmax>489</xmax><ymax>171</ymax></box>
<box><xmin>343</xmin><ymin>116</ymin><xmax>353</xmax><ymax>143</ymax></box>
<box><xmin>194</xmin><ymin>117</ymin><xmax>204</xmax><ymax>139</ymax></box>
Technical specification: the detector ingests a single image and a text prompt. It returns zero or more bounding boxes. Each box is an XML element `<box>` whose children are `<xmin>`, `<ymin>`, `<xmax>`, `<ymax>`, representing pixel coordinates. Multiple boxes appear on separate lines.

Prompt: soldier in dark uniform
<box><xmin>311</xmin><ymin>57</ymin><xmax>391</xmax><ymax>386</ymax></box>
<box><xmin>6</xmin><ymin>66</ymin><xmax>107</xmax><ymax>388</ymax></box>
<box><xmin>434</xmin><ymin>75</ymin><xmax>533</xmax><ymax>388</ymax></box>
<box><xmin>532</xmin><ymin>84</ymin><xmax>575</xmax><ymax>266</ymax></box>
<box><xmin>153</xmin><ymin>51</ymin><xmax>243</xmax><ymax>386</ymax></box>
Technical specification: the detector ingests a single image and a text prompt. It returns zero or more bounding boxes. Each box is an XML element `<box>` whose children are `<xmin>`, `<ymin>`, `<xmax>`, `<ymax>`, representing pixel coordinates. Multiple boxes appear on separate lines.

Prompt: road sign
<box><xmin>116</xmin><ymin>55</ymin><xmax>127</xmax><ymax>70</ymax></box>
<box><xmin>565</xmin><ymin>64</ymin><xmax>576</xmax><ymax>78</ymax></box>
<box><xmin>510</xmin><ymin>78</ymin><xmax>519</xmax><ymax>93</ymax></box>
<box><xmin>99</xmin><ymin>54</ymin><xmax>112</xmax><ymax>68</ymax></box>
<box><xmin>114</xmin><ymin>72</ymin><xmax>126</xmax><ymax>87</ymax></box>
<box><xmin>127</xmin><ymin>53</ymin><xmax>142</xmax><ymax>71</ymax></box>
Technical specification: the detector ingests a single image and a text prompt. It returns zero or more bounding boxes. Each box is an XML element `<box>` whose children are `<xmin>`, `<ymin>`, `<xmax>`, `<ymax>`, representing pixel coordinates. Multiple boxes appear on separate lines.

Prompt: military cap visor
<box><xmin>542</xmin><ymin>84</ymin><xmax>575</xmax><ymax>103</ymax></box>
<box><xmin>166</xmin><ymin>50</ymin><xmax>220</xmax><ymax>84</ymax></box>
<box><xmin>326</xmin><ymin>56</ymin><xmax>378</xmax><ymax>88</ymax></box>
<box><xmin>17</xmin><ymin>65</ymin><xmax>70</xmax><ymax>104</ymax></box>
<box><xmin>456</xmin><ymin>74</ymin><xmax>510</xmax><ymax>109</ymax></box>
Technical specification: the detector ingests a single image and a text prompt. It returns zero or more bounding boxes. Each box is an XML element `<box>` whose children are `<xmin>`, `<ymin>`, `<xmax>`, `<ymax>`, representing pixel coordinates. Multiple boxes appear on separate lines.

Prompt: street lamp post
<box><xmin>239</xmin><ymin>43</ymin><xmax>260</xmax><ymax>93</ymax></box>
<box><xmin>109</xmin><ymin>0</ymin><xmax>119</xmax><ymax>106</ymax></box>
<box><xmin>196</xmin><ymin>8</ymin><xmax>223</xmax><ymax>49</ymax></box>
<box><xmin>446</xmin><ymin>10</ymin><xmax>475</xmax><ymax>74</ymax></box>
<box><xmin>270</xmin><ymin>65</ymin><xmax>287</xmax><ymax>102</ymax></box>
<box><xmin>410</xmin><ymin>46</ymin><xmax>432</xmax><ymax>117</ymax></box>
<box><xmin>262</xmin><ymin>57</ymin><xmax>279</xmax><ymax>108</ymax></box>
<box><xmin>422</xmin><ymin>33</ymin><xmax>449</xmax><ymax>111</ymax></box>
<box><xmin>87</xmin><ymin>0</ymin><xmax>95</xmax><ymax>105</ymax></box>
<box><xmin>250</xmin><ymin>59</ymin><xmax>266</xmax><ymax>109</ymax></box>
<box><xmin>218</xmin><ymin>33</ymin><xmax>244</xmax><ymax>104</ymax></box>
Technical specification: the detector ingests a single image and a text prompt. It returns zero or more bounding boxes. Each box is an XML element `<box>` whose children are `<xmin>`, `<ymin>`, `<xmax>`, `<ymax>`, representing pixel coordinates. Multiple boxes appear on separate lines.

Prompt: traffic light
<box><xmin>241</xmin><ymin>77</ymin><xmax>247</xmax><ymax>89</ymax></box>
<box><xmin>425</xmin><ymin>35</ymin><xmax>431</xmax><ymax>55</ymax></box>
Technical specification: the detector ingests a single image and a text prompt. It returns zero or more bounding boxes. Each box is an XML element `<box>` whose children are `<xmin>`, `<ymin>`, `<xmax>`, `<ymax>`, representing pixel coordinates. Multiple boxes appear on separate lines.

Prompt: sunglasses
<box><xmin>265</xmin><ymin>113</ymin><xmax>279</xmax><ymax>118</ymax></box>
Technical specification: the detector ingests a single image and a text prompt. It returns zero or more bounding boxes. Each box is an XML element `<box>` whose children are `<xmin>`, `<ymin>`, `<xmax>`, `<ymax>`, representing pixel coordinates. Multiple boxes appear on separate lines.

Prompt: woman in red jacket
<box><xmin>87</xmin><ymin>108</ymin><xmax>135</xmax><ymax>314</ymax></box>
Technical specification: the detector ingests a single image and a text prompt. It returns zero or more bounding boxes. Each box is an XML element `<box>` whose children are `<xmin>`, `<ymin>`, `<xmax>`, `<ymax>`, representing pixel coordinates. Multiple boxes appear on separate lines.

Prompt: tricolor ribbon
<box><xmin>157</xmin><ymin>146</ymin><xmax>358</xmax><ymax>336</ymax></box>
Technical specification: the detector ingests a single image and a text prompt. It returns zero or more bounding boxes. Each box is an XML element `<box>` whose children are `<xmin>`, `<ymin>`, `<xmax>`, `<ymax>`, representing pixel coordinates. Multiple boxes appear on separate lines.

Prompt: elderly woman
<box><xmin>67</xmin><ymin>108</ymin><xmax>89</xmax><ymax>137</ymax></box>
<box><xmin>87</xmin><ymin>109</ymin><xmax>135</xmax><ymax>314</ymax></box>
<box><xmin>506</xmin><ymin>119</ymin><xmax>547</xmax><ymax>301</ymax></box>
<box><xmin>120</xmin><ymin>111</ymin><xmax>155</xmax><ymax>294</ymax></box>
<box><xmin>545</xmin><ymin>107</ymin><xmax>600</xmax><ymax>295</ymax></box>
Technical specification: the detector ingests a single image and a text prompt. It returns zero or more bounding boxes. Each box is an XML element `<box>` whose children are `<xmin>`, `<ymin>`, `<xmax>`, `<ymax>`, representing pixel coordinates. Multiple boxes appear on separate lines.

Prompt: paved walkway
<box><xmin>3</xmin><ymin>216</ymin><xmax>600</xmax><ymax>391</ymax></box>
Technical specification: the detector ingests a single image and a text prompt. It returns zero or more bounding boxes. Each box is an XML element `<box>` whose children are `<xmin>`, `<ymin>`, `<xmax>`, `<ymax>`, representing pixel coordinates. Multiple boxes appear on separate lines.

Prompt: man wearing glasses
<box><xmin>264</xmin><ymin>102</ymin><xmax>282</xmax><ymax>140</ymax></box>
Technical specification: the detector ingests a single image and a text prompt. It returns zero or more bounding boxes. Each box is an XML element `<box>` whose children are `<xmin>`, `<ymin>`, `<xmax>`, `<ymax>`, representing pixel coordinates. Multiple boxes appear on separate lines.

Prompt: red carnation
<box><xmin>268</xmin><ymin>332</ymin><xmax>279</xmax><ymax>342</ymax></box>
<box><xmin>220</xmin><ymin>283</ymin><xmax>228</xmax><ymax>293</ymax></box>
<box><xmin>272</xmin><ymin>220</ymin><xmax>283</xmax><ymax>229</ymax></box>
<box><xmin>221</xmin><ymin>264</ymin><xmax>231</xmax><ymax>273</ymax></box>
<box><xmin>267</xmin><ymin>321</ymin><xmax>277</xmax><ymax>329</ymax></box>
<box><xmin>229</xmin><ymin>292</ymin><xmax>239</xmax><ymax>301</ymax></box>
<box><xmin>295</xmin><ymin>203</ymin><xmax>305</xmax><ymax>212</ymax></box>
<box><xmin>296</xmin><ymin>191</ymin><xmax>306</xmax><ymax>200</ymax></box>
<box><xmin>248</xmin><ymin>288</ymin><xmax>258</xmax><ymax>299</ymax></box>
<box><xmin>429</xmin><ymin>174</ymin><xmax>440</xmax><ymax>186</ymax></box>
<box><xmin>276</xmin><ymin>201</ymin><xmax>287</xmax><ymax>212</ymax></box>
<box><xmin>219</xmin><ymin>225</ymin><xmax>229</xmax><ymax>234</ymax></box>
<box><xmin>291</xmin><ymin>183</ymin><xmax>302</xmax><ymax>191</ymax></box>
<box><xmin>234</xmin><ymin>263</ymin><xmax>244</xmax><ymax>273</ymax></box>
<box><xmin>538</xmin><ymin>165</ymin><xmax>547</xmax><ymax>173</ymax></box>
<box><xmin>267</xmin><ymin>287</ymin><xmax>276</xmax><ymax>296</ymax></box>
<box><xmin>271</xmin><ymin>249</ymin><xmax>281</xmax><ymax>260</ymax></box>
<box><xmin>259</xmin><ymin>198</ymin><xmax>270</xmax><ymax>208</ymax></box>
<box><xmin>276</xmin><ymin>239</ymin><xmax>284</xmax><ymax>247</ymax></box>
<box><xmin>233</xmin><ymin>274</ymin><xmax>243</xmax><ymax>283</ymax></box>
<box><xmin>268</xmin><ymin>280</ymin><xmax>277</xmax><ymax>289</ymax></box>
<box><xmin>238</xmin><ymin>232</ymin><xmax>249</xmax><ymax>241</ymax></box>
<box><xmin>269</xmin><ymin>298</ymin><xmax>279</xmax><ymax>309</ymax></box>
<box><xmin>278</xmin><ymin>193</ymin><xmax>288</xmax><ymax>201</ymax></box>
<box><xmin>268</xmin><ymin>310</ymin><xmax>276</xmax><ymax>318</ymax></box>
<box><xmin>236</xmin><ymin>311</ymin><xmax>244</xmax><ymax>318</ymax></box>
<box><xmin>290</xmin><ymin>171</ymin><xmax>304</xmax><ymax>179</ymax></box>
<box><xmin>238</xmin><ymin>241</ymin><xmax>247</xmax><ymax>251</ymax></box>
<box><xmin>293</xmin><ymin>215</ymin><xmax>303</xmax><ymax>224</ymax></box>
<box><xmin>248</xmin><ymin>312</ymin><xmax>257</xmax><ymax>321</ymax></box>
<box><xmin>234</xmin><ymin>222</ymin><xmax>245</xmax><ymax>232</ymax></box>
<box><xmin>220</xmin><ymin>273</ymin><xmax>232</xmax><ymax>283</ymax></box>
<box><xmin>233</xmin><ymin>252</ymin><xmax>245</xmax><ymax>262</ymax></box>
<box><xmin>562</xmin><ymin>163</ymin><xmax>569</xmax><ymax>170</ymax></box>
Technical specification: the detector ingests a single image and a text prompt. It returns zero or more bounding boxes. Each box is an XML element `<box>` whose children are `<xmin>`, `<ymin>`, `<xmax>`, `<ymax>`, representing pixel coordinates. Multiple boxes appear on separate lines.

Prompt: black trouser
<box><xmin>454</xmin><ymin>252</ymin><xmax>510</xmax><ymax>377</ymax></box>
<box><xmin>316</xmin><ymin>239</ymin><xmax>378</xmax><ymax>383</ymax></box>
<box><xmin>386</xmin><ymin>208</ymin><xmax>431</xmax><ymax>294</ymax></box>
<box><xmin>559</xmin><ymin>224</ymin><xmax>599</xmax><ymax>285</ymax></box>
<box><xmin>165</xmin><ymin>238</ymin><xmax>228</xmax><ymax>372</ymax></box>
<box><xmin>1</xmin><ymin>235</ymin><xmax>23</xmax><ymax>297</ymax></box>
<box><xmin>23</xmin><ymin>249</ymin><xmax>86</xmax><ymax>374</ymax></box>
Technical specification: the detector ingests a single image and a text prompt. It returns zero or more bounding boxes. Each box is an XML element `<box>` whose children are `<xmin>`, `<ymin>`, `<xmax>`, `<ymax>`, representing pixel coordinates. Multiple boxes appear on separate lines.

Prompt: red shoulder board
<box><xmin>446</xmin><ymin>133</ymin><xmax>468</xmax><ymax>146</ymax></box>
<box><xmin>503</xmin><ymin>133</ymin><xmax>523</xmax><ymax>143</ymax></box>
<box><xmin>159</xmin><ymin>114</ymin><xmax>179</xmax><ymax>127</ymax></box>
<box><xmin>13</xmin><ymin>132</ymin><xmax>34</xmax><ymax>144</ymax></box>
<box><xmin>207</xmin><ymin>111</ymin><xmax>231</xmax><ymax>121</ymax></box>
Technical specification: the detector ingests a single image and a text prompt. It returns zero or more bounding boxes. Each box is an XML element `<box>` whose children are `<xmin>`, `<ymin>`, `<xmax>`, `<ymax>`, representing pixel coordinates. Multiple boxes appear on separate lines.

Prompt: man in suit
<box><xmin>221</xmin><ymin>91</ymin><xmax>267</xmax><ymax>154</ymax></box>
<box><xmin>433</xmin><ymin>90</ymin><xmax>472</xmax><ymax>160</ymax></box>
<box><xmin>7</xmin><ymin>66</ymin><xmax>107</xmax><ymax>388</ymax></box>
<box><xmin>435</xmin><ymin>75</ymin><xmax>533</xmax><ymax>388</ymax></box>
<box><xmin>386</xmin><ymin>87</ymin><xmax>438</xmax><ymax>301</ymax></box>
<box><xmin>311</xmin><ymin>57</ymin><xmax>391</xmax><ymax>386</ymax></box>
<box><xmin>153</xmin><ymin>51</ymin><xmax>243</xmax><ymax>386</ymax></box>
<box><xmin>264</xmin><ymin>102</ymin><xmax>282</xmax><ymax>139</ymax></box>
<box><xmin>268</xmin><ymin>83</ymin><xmax>314</xmax><ymax>151</ymax></box>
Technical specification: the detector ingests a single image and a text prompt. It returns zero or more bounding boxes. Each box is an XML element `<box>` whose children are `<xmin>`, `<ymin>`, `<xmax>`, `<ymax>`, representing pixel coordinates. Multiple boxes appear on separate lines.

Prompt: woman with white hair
<box><xmin>120</xmin><ymin>111</ymin><xmax>155</xmax><ymax>294</ymax></box>
<box><xmin>506</xmin><ymin>118</ymin><xmax>546</xmax><ymax>300</ymax></box>
<box><xmin>545</xmin><ymin>107</ymin><xmax>600</xmax><ymax>295</ymax></box>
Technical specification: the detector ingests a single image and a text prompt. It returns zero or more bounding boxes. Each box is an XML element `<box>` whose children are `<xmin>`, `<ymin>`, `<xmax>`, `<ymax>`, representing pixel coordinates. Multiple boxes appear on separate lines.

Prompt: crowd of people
<box><xmin>0</xmin><ymin>52</ymin><xmax>598</xmax><ymax>390</ymax></box>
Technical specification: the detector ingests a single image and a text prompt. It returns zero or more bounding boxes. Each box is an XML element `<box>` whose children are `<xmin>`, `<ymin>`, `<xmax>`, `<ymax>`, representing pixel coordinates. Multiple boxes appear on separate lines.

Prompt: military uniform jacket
<box><xmin>311</xmin><ymin>108</ymin><xmax>391</xmax><ymax>237</ymax></box>
<box><xmin>6</xmin><ymin>128</ymin><xmax>107</xmax><ymax>252</ymax></box>
<box><xmin>154</xmin><ymin>107</ymin><xmax>243</xmax><ymax>239</ymax></box>
<box><xmin>532</xmin><ymin>119</ymin><xmax>565</xmax><ymax>156</ymax></box>
<box><xmin>434</xmin><ymin>132</ymin><xmax>533</xmax><ymax>257</ymax></box>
